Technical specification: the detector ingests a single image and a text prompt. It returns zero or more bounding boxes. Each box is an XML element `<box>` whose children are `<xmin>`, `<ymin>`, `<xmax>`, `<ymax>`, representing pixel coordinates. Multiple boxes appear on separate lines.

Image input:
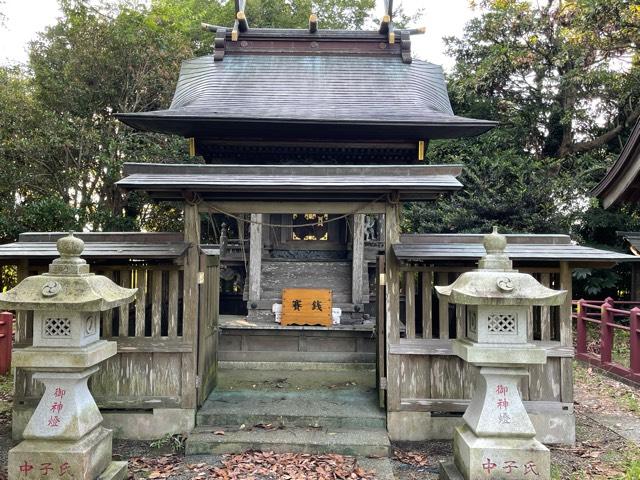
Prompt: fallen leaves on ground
<box><xmin>393</xmin><ymin>450</ymin><xmax>431</xmax><ymax>467</ymax></box>
<box><xmin>127</xmin><ymin>451</ymin><xmax>376</xmax><ymax>480</ymax></box>
<box><xmin>128</xmin><ymin>454</ymin><xmax>183</xmax><ymax>479</ymax></box>
<box><xmin>211</xmin><ymin>451</ymin><xmax>376</xmax><ymax>479</ymax></box>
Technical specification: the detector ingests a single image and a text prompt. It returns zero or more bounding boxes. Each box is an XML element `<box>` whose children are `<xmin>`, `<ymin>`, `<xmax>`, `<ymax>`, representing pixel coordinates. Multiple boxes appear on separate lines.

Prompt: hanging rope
<box><xmin>205</xmin><ymin>193</ymin><xmax>388</xmax><ymax>228</ymax></box>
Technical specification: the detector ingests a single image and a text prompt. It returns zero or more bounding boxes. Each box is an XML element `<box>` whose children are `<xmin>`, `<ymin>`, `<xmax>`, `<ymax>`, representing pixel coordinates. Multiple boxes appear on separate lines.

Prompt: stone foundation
<box><xmin>9</xmin><ymin>426</ymin><xmax>115</xmax><ymax>480</ymax></box>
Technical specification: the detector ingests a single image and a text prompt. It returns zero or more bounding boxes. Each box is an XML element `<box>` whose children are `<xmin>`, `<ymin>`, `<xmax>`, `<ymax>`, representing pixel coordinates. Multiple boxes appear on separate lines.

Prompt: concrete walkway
<box><xmin>588</xmin><ymin>413</ymin><xmax>640</xmax><ymax>445</ymax></box>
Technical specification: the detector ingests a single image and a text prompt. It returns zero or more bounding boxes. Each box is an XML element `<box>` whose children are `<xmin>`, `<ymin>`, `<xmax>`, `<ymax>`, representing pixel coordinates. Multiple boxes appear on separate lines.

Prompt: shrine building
<box><xmin>4</xmin><ymin>2</ymin><xmax>638</xmax><ymax>455</ymax></box>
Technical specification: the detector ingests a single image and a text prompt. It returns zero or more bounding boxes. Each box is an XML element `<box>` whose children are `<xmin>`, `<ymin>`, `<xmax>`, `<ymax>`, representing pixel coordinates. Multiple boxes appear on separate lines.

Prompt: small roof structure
<box><xmin>0</xmin><ymin>232</ymin><xmax>189</xmax><ymax>262</ymax></box>
<box><xmin>0</xmin><ymin>233</ymin><xmax>137</xmax><ymax>312</ymax></box>
<box><xmin>593</xmin><ymin>118</ymin><xmax>640</xmax><ymax>208</ymax></box>
<box><xmin>117</xmin><ymin>163</ymin><xmax>464</xmax><ymax>201</ymax></box>
<box><xmin>394</xmin><ymin>233</ymin><xmax>639</xmax><ymax>266</ymax></box>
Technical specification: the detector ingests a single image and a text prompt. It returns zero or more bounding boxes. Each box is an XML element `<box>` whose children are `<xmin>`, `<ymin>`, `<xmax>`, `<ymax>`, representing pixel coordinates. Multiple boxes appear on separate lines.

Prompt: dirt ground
<box><xmin>1</xmin><ymin>362</ymin><xmax>639</xmax><ymax>480</ymax></box>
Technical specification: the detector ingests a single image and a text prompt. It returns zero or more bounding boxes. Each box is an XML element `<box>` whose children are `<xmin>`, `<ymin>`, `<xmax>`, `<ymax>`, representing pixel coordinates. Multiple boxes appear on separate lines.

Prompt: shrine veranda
<box><xmin>2</xmin><ymin>9</ymin><xmax>639</xmax><ymax>449</ymax></box>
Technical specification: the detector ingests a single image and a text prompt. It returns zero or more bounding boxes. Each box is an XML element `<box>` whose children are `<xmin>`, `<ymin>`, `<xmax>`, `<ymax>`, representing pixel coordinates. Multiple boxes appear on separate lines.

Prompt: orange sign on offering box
<box><xmin>281</xmin><ymin>288</ymin><xmax>332</xmax><ymax>327</ymax></box>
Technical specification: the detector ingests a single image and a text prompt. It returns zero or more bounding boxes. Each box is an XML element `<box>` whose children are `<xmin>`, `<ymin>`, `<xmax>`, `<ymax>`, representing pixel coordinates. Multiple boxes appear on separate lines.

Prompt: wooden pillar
<box><xmin>437</xmin><ymin>272</ymin><xmax>450</xmax><ymax>339</ymax></box>
<box><xmin>248</xmin><ymin>213</ymin><xmax>263</xmax><ymax>303</ymax></box>
<box><xmin>15</xmin><ymin>259</ymin><xmax>29</xmax><ymax>345</ymax></box>
<box><xmin>183</xmin><ymin>203</ymin><xmax>201</xmax><ymax>409</ymax></box>
<box><xmin>559</xmin><ymin>261</ymin><xmax>573</xmax><ymax>404</ymax></box>
<box><xmin>352</xmin><ymin>213</ymin><xmax>365</xmax><ymax>305</ymax></box>
<box><xmin>385</xmin><ymin>194</ymin><xmax>401</xmax><ymax>410</ymax></box>
<box><xmin>421</xmin><ymin>271</ymin><xmax>433</xmax><ymax>339</ymax></box>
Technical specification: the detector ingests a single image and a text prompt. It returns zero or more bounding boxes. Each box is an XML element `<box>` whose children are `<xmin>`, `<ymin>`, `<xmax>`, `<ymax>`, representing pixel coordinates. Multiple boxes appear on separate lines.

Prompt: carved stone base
<box><xmin>22</xmin><ymin>368</ymin><xmax>102</xmax><ymax>441</ymax></box>
<box><xmin>452</xmin><ymin>424</ymin><xmax>550</xmax><ymax>480</ymax></box>
<box><xmin>9</xmin><ymin>426</ymin><xmax>113</xmax><ymax>480</ymax></box>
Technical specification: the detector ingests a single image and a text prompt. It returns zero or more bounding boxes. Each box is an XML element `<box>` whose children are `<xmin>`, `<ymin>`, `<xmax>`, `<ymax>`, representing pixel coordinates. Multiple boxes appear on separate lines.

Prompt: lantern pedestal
<box><xmin>441</xmin><ymin>346</ymin><xmax>551</xmax><ymax>480</ymax></box>
<box><xmin>9</xmin><ymin>426</ymin><xmax>126</xmax><ymax>480</ymax></box>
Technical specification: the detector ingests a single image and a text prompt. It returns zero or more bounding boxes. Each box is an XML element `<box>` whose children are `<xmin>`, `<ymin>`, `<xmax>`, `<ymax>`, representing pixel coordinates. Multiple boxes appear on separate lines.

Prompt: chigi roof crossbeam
<box><xmin>201</xmin><ymin>0</ymin><xmax>424</xmax><ymax>63</ymax></box>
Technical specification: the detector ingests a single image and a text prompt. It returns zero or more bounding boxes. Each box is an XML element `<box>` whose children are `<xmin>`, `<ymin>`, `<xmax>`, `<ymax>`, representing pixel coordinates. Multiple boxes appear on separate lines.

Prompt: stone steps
<box><xmin>185</xmin><ymin>426</ymin><xmax>391</xmax><ymax>457</ymax></box>
<box><xmin>196</xmin><ymin>389</ymin><xmax>385</xmax><ymax>430</ymax></box>
<box><xmin>187</xmin><ymin>366</ymin><xmax>389</xmax><ymax>458</ymax></box>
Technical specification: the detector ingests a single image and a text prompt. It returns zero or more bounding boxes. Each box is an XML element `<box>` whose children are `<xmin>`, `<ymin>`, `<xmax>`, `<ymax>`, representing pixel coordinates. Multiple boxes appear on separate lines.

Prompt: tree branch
<box><xmin>563</xmin><ymin>103</ymin><xmax>640</xmax><ymax>156</ymax></box>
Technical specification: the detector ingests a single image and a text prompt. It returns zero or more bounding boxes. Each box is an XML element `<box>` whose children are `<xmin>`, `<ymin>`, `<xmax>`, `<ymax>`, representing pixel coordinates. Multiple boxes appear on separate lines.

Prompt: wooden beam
<box><xmin>352</xmin><ymin>214</ymin><xmax>365</xmax><ymax>305</ymax></box>
<box><xmin>200</xmin><ymin>201</ymin><xmax>386</xmax><ymax>215</ymax></box>
<box><xmin>309</xmin><ymin>14</ymin><xmax>318</xmax><ymax>33</ymax></box>
<box><xmin>248</xmin><ymin>214</ymin><xmax>263</xmax><ymax>304</ymax></box>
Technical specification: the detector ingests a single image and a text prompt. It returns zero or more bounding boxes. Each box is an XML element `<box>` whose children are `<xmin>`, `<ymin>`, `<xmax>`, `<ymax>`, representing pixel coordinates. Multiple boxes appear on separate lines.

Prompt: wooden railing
<box><xmin>573</xmin><ymin>298</ymin><xmax>640</xmax><ymax>385</ymax></box>
<box><xmin>14</xmin><ymin>263</ymin><xmax>194</xmax><ymax>411</ymax></box>
<box><xmin>387</xmin><ymin>265</ymin><xmax>574</xmax><ymax>424</ymax></box>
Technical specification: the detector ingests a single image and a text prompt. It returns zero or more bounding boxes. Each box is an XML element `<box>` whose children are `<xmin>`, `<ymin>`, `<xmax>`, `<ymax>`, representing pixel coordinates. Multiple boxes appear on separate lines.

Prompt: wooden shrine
<box><xmin>4</xmin><ymin>2</ymin><xmax>639</xmax><ymax>447</ymax></box>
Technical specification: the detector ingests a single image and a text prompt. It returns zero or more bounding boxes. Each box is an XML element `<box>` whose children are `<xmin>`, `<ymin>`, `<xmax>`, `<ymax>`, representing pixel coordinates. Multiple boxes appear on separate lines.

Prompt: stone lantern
<box><xmin>1</xmin><ymin>233</ymin><xmax>136</xmax><ymax>480</ymax></box>
<box><xmin>437</xmin><ymin>227</ymin><xmax>566</xmax><ymax>480</ymax></box>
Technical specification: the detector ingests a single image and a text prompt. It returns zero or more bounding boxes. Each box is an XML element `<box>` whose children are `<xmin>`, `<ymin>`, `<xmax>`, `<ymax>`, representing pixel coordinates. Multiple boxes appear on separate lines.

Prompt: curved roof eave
<box><xmin>592</xmin><ymin>118</ymin><xmax>640</xmax><ymax>208</ymax></box>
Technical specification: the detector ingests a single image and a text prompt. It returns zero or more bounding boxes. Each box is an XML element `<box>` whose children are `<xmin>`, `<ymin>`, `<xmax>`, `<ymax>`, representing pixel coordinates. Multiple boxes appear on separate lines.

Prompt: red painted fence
<box><xmin>0</xmin><ymin>311</ymin><xmax>13</xmax><ymax>375</ymax></box>
<box><xmin>573</xmin><ymin>298</ymin><xmax>640</xmax><ymax>385</ymax></box>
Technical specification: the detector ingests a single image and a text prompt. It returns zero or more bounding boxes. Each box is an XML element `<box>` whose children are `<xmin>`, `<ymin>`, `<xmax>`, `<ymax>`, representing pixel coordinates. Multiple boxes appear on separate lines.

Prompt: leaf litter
<box><xmin>127</xmin><ymin>451</ymin><xmax>377</xmax><ymax>479</ymax></box>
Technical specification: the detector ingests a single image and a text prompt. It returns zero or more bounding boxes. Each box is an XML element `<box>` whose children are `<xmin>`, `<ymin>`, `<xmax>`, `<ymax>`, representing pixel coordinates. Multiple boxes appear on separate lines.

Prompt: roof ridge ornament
<box><xmin>233</xmin><ymin>0</ymin><xmax>249</xmax><ymax>42</ymax></box>
<box><xmin>379</xmin><ymin>0</ymin><xmax>394</xmax><ymax>43</ymax></box>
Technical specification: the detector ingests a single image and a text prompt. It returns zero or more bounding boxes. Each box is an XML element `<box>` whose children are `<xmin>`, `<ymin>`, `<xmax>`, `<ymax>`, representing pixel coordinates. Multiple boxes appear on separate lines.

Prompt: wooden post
<box><xmin>540</xmin><ymin>273</ymin><xmax>551</xmax><ymax>341</ymax></box>
<box><xmin>630</xmin><ymin>307</ymin><xmax>640</xmax><ymax>376</ymax></box>
<box><xmin>183</xmin><ymin>203</ymin><xmax>201</xmax><ymax>409</ymax></box>
<box><xmin>576</xmin><ymin>299</ymin><xmax>587</xmax><ymax>355</ymax></box>
<box><xmin>352</xmin><ymin>214</ymin><xmax>365</xmax><ymax>305</ymax></box>
<box><xmin>385</xmin><ymin>194</ymin><xmax>401</xmax><ymax>410</ymax></box>
<box><xmin>135</xmin><ymin>269</ymin><xmax>147</xmax><ymax>337</ymax></box>
<box><xmin>15</xmin><ymin>259</ymin><xmax>29</xmax><ymax>344</ymax></box>
<box><xmin>119</xmin><ymin>270</ymin><xmax>131</xmax><ymax>337</ymax></box>
<box><xmin>421</xmin><ymin>271</ymin><xmax>432</xmax><ymax>339</ymax></box>
<box><xmin>559</xmin><ymin>261</ymin><xmax>573</xmax><ymax>403</ymax></box>
<box><xmin>405</xmin><ymin>271</ymin><xmax>415</xmax><ymax>339</ymax></box>
<box><xmin>600</xmin><ymin>297</ymin><xmax>614</xmax><ymax>364</ymax></box>
<box><xmin>437</xmin><ymin>272</ymin><xmax>449</xmax><ymax>339</ymax></box>
<box><xmin>376</xmin><ymin>255</ymin><xmax>386</xmax><ymax>409</ymax></box>
<box><xmin>248</xmin><ymin>213</ymin><xmax>263</xmax><ymax>304</ymax></box>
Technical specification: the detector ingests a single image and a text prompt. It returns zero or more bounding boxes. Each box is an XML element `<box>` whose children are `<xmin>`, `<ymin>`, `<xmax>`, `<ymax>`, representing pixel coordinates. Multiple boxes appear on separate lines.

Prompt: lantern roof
<box><xmin>0</xmin><ymin>233</ymin><xmax>137</xmax><ymax>312</ymax></box>
<box><xmin>435</xmin><ymin>227</ymin><xmax>567</xmax><ymax>306</ymax></box>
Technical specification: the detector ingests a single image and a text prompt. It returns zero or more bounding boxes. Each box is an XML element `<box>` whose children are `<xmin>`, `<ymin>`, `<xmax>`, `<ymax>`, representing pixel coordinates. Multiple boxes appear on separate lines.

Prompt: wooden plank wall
<box><xmin>389</xmin><ymin>263</ymin><xmax>573</xmax><ymax>415</ymax></box>
<box><xmin>13</xmin><ymin>261</ymin><xmax>211</xmax><ymax>411</ymax></box>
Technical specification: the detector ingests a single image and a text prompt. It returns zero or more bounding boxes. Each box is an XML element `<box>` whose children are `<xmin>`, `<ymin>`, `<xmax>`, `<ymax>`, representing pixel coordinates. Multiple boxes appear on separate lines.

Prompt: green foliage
<box><xmin>406</xmin><ymin>0</ymin><xmax>640</xmax><ymax>294</ymax></box>
<box><xmin>149</xmin><ymin>433</ymin><xmax>186</xmax><ymax>453</ymax></box>
<box><xmin>0</xmin><ymin>0</ymin><xmax>383</xmax><ymax>241</ymax></box>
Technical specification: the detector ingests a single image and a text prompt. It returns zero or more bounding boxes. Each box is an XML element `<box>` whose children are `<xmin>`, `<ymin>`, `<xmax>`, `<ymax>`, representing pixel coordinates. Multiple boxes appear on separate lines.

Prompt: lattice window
<box><xmin>487</xmin><ymin>313</ymin><xmax>517</xmax><ymax>333</ymax></box>
<box><xmin>44</xmin><ymin>318</ymin><xmax>72</xmax><ymax>337</ymax></box>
